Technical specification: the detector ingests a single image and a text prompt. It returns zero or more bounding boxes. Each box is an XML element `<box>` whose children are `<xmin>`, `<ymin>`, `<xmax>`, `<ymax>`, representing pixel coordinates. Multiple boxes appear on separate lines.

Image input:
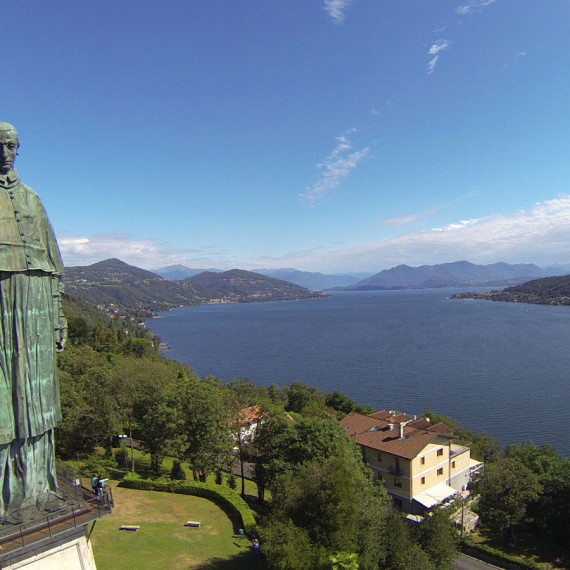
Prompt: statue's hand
<box><xmin>56</xmin><ymin>327</ymin><xmax>68</xmax><ymax>352</ymax></box>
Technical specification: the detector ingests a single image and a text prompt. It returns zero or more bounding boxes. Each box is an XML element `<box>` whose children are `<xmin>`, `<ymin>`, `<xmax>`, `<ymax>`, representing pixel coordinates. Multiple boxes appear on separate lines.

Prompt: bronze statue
<box><xmin>0</xmin><ymin>122</ymin><xmax>67</xmax><ymax>519</ymax></box>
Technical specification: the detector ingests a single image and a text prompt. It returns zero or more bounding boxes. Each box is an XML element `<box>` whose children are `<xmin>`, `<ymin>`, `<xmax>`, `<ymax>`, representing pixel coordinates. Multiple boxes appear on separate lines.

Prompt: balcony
<box><xmin>388</xmin><ymin>465</ymin><xmax>404</xmax><ymax>477</ymax></box>
<box><xmin>0</xmin><ymin>459</ymin><xmax>113</xmax><ymax>561</ymax></box>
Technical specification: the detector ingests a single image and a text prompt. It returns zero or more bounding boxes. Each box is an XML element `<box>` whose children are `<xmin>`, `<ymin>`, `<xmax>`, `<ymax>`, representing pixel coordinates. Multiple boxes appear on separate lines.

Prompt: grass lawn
<box><xmin>91</xmin><ymin>483</ymin><xmax>266</xmax><ymax>570</ymax></box>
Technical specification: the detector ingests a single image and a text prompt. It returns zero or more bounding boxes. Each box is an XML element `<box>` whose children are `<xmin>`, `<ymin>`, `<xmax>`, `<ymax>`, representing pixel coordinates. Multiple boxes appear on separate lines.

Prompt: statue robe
<box><xmin>0</xmin><ymin>169</ymin><xmax>66</xmax><ymax>518</ymax></box>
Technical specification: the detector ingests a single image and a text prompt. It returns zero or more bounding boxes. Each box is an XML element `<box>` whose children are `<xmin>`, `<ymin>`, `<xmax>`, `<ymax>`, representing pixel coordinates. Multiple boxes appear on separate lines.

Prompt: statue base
<box><xmin>0</xmin><ymin>525</ymin><xmax>97</xmax><ymax>570</ymax></box>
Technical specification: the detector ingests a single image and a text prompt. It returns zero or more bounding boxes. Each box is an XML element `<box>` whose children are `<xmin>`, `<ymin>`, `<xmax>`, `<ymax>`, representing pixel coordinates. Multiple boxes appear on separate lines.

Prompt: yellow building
<box><xmin>340</xmin><ymin>410</ymin><xmax>483</xmax><ymax>514</ymax></box>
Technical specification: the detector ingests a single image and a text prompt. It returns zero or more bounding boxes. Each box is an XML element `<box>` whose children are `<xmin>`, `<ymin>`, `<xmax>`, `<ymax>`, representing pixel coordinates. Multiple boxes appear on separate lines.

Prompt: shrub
<box><xmin>81</xmin><ymin>454</ymin><xmax>110</xmax><ymax>479</ymax></box>
<box><xmin>170</xmin><ymin>460</ymin><xmax>186</xmax><ymax>481</ymax></box>
<box><xmin>228</xmin><ymin>474</ymin><xmax>237</xmax><ymax>490</ymax></box>
<box><xmin>102</xmin><ymin>447</ymin><xmax>118</xmax><ymax>468</ymax></box>
<box><xmin>114</xmin><ymin>445</ymin><xmax>129</xmax><ymax>469</ymax></box>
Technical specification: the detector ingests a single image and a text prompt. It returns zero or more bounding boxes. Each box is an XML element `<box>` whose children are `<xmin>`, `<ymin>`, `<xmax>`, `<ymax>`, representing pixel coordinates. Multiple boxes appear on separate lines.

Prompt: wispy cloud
<box><xmin>427</xmin><ymin>39</ymin><xmax>451</xmax><ymax>74</ymax></box>
<box><xmin>301</xmin><ymin>129</ymin><xmax>370</xmax><ymax>206</ymax></box>
<box><xmin>375</xmin><ymin>192</ymin><xmax>476</xmax><ymax>227</ymax></box>
<box><xmin>456</xmin><ymin>0</ymin><xmax>496</xmax><ymax>15</ymax></box>
<box><xmin>324</xmin><ymin>0</ymin><xmax>353</xmax><ymax>24</ymax></box>
<box><xmin>257</xmin><ymin>196</ymin><xmax>570</xmax><ymax>272</ymax></box>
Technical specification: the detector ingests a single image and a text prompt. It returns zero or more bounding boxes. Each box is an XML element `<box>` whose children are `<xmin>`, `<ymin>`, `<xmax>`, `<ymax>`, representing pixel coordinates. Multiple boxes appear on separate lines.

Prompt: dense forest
<box><xmin>57</xmin><ymin>294</ymin><xmax>570</xmax><ymax>569</ymax></box>
<box><xmin>452</xmin><ymin>274</ymin><xmax>570</xmax><ymax>305</ymax></box>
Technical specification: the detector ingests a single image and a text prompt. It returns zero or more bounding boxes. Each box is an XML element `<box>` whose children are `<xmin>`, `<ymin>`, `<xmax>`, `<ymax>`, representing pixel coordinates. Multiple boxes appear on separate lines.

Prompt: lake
<box><xmin>147</xmin><ymin>289</ymin><xmax>570</xmax><ymax>457</ymax></box>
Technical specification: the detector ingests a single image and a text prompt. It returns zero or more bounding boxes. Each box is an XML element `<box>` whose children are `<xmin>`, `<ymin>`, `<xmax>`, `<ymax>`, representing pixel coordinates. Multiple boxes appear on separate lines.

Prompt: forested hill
<box><xmin>64</xmin><ymin>258</ymin><xmax>203</xmax><ymax>318</ymax></box>
<box><xmin>185</xmin><ymin>268</ymin><xmax>327</xmax><ymax>302</ymax></box>
<box><xmin>64</xmin><ymin>259</ymin><xmax>325</xmax><ymax>320</ymax></box>
<box><xmin>452</xmin><ymin>274</ymin><xmax>570</xmax><ymax>305</ymax></box>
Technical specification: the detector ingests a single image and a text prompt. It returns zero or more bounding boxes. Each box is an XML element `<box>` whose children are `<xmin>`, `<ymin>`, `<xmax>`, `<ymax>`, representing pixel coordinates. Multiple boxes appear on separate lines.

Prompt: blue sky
<box><xmin>4</xmin><ymin>1</ymin><xmax>570</xmax><ymax>273</ymax></box>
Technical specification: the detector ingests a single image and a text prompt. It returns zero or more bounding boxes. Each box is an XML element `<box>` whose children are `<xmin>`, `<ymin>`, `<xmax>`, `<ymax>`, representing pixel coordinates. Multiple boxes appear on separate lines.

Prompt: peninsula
<box><xmin>451</xmin><ymin>274</ymin><xmax>570</xmax><ymax>305</ymax></box>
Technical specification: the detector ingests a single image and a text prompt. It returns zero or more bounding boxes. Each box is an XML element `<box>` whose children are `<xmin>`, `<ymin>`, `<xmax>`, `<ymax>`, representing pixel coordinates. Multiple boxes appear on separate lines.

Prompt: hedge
<box><xmin>461</xmin><ymin>539</ymin><xmax>543</xmax><ymax>570</ymax></box>
<box><xmin>119</xmin><ymin>473</ymin><xmax>256</xmax><ymax>534</ymax></box>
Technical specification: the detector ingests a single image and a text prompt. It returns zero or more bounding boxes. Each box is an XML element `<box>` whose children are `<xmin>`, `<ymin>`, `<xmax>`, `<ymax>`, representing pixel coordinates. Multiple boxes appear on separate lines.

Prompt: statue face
<box><xmin>0</xmin><ymin>131</ymin><xmax>19</xmax><ymax>174</ymax></box>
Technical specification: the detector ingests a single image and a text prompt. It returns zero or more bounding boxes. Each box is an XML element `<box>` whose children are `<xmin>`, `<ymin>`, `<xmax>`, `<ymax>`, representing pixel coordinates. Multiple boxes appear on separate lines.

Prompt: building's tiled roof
<box><xmin>406</xmin><ymin>418</ymin><xmax>431</xmax><ymax>429</ymax></box>
<box><xmin>239</xmin><ymin>405</ymin><xmax>264</xmax><ymax>424</ymax></box>
<box><xmin>340</xmin><ymin>411</ymin><xmax>454</xmax><ymax>460</ymax></box>
<box><xmin>368</xmin><ymin>410</ymin><xmax>410</xmax><ymax>423</ymax></box>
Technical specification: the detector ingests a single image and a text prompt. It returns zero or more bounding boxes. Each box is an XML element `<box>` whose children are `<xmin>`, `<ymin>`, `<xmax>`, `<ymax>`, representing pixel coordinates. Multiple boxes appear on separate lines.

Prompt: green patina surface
<box><xmin>0</xmin><ymin>122</ymin><xmax>67</xmax><ymax>519</ymax></box>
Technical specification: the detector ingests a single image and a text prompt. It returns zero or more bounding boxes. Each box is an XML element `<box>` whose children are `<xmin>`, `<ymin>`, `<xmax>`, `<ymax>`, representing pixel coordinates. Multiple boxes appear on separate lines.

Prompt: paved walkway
<box><xmin>455</xmin><ymin>553</ymin><xmax>505</xmax><ymax>569</ymax></box>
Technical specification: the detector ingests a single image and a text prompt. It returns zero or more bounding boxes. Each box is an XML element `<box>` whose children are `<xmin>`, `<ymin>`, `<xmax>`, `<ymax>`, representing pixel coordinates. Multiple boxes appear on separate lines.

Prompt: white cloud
<box><xmin>428</xmin><ymin>55</ymin><xmax>440</xmax><ymax>75</ymax></box>
<box><xmin>376</xmin><ymin>192</ymin><xmax>476</xmax><ymax>227</ymax></box>
<box><xmin>256</xmin><ymin>195</ymin><xmax>570</xmax><ymax>273</ymax></box>
<box><xmin>301</xmin><ymin>130</ymin><xmax>370</xmax><ymax>206</ymax></box>
<box><xmin>456</xmin><ymin>0</ymin><xmax>496</xmax><ymax>15</ymax></box>
<box><xmin>427</xmin><ymin>40</ymin><xmax>451</xmax><ymax>74</ymax></box>
<box><xmin>58</xmin><ymin>233</ymin><xmax>233</xmax><ymax>270</ymax></box>
<box><xmin>60</xmin><ymin>196</ymin><xmax>570</xmax><ymax>276</ymax></box>
<box><xmin>324</xmin><ymin>0</ymin><xmax>353</xmax><ymax>23</ymax></box>
<box><xmin>429</xmin><ymin>39</ymin><xmax>451</xmax><ymax>56</ymax></box>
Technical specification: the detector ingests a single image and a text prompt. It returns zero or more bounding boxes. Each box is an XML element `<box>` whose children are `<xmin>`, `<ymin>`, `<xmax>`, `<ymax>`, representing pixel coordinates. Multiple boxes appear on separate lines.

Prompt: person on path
<box><xmin>97</xmin><ymin>474</ymin><xmax>105</xmax><ymax>496</ymax></box>
<box><xmin>91</xmin><ymin>475</ymin><xmax>99</xmax><ymax>495</ymax></box>
<box><xmin>252</xmin><ymin>538</ymin><xmax>260</xmax><ymax>558</ymax></box>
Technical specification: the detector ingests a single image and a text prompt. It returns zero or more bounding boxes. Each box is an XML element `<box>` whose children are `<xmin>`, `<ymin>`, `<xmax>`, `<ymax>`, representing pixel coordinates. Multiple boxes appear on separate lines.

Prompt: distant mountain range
<box><xmin>152</xmin><ymin>265</ymin><xmax>369</xmax><ymax>290</ymax></box>
<box><xmin>258</xmin><ymin>268</ymin><xmax>370</xmax><ymax>290</ymax></box>
<box><xmin>151</xmin><ymin>264</ymin><xmax>223</xmax><ymax>280</ymax></box>
<box><xmin>65</xmin><ymin>258</ymin><xmax>570</xmax><ymax>320</ymax></box>
<box><xmin>153</xmin><ymin>261</ymin><xmax>570</xmax><ymax>292</ymax></box>
<box><xmin>343</xmin><ymin>261</ymin><xmax>561</xmax><ymax>291</ymax></box>
<box><xmin>65</xmin><ymin>259</ymin><xmax>325</xmax><ymax>319</ymax></box>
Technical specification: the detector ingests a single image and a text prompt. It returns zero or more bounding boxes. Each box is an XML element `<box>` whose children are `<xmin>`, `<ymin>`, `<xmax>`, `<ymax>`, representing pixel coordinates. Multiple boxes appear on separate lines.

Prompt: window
<box><xmin>421</xmin><ymin>477</ymin><xmax>425</xmax><ymax>485</ymax></box>
<box><xmin>377</xmin><ymin>452</ymin><xmax>382</xmax><ymax>462</ymax></box>
<box><xmin>394</xmin><ymin>478</ymin><xmax>402</xmax><ymax>487</ymax></box>
<box><xmin>437</xmin><ymin>468</ymin><xmax>443</xmax><ymax>476</ymax></box>
<box><xmin>451</xmin><ymin>461</ymin><xmax>456</xmax><ymax>469</ymax></box>
<box><xmin>437</xmin><ymin>448</ymin><xmax>443</xmax><ymax>457</ymax></box>
<box><xmin>420</xmin><ymin>456</ymin><xmax>425</xmax><ymax>465</ymax></box>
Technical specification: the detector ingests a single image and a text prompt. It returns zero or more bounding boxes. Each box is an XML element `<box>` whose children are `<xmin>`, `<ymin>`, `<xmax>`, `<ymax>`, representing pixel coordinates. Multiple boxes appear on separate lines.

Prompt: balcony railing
<box><xmin>0</xmin><ymin>460</ymin><xmax>113</xmax><ymax>559</ymax></box>
<box><xmin>388</xmin><ymin>466</ymin><xmax>404</xmax><ymax>476</ymax></box>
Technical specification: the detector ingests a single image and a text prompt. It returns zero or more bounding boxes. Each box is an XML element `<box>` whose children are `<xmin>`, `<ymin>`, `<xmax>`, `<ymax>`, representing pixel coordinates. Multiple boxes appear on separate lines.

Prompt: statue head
<box><xmin>0</xmin><ymin>122</ymin><xmax>20</xmax><ymax>175</ymax></box>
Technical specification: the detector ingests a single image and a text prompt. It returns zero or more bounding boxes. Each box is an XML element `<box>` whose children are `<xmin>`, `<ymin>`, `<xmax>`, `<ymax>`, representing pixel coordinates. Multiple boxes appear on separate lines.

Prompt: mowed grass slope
<box><xmin>91</xmin><ymin>484</ymin><xmax>265</xmax><ymax>570</ymax></box>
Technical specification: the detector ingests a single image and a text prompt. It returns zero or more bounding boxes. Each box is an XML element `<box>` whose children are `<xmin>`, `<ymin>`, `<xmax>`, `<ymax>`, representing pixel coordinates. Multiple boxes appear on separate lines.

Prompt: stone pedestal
<box><xmin>1</xmin><ymin>526</ymin><xmax>96</xmax><ymax>570</ymax></box>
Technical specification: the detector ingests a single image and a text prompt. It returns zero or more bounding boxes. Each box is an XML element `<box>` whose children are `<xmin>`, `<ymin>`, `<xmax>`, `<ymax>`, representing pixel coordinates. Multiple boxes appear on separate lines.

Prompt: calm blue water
<box><xmin>147</xmin><ymin>290</ymin><xmax>570</xmax><ymax>456</ymax></box>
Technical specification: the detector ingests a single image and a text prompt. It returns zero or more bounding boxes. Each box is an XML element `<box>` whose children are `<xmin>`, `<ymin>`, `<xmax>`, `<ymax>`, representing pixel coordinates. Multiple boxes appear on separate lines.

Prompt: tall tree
<box><xmin>414</xmin><ymin>509</ymin><xmax>459</xmax><ymax>569</ymax></box>
<box><xmin>259</xmin><ymin>417</ymin><xmax>388</xmax><ymax>570</ymax></box>
<box><xmin>477</xmin><ymin>457</ymin><xmax>540</xmax><ymax>531</ymax></box>
<box><xmin>130</xmin><ymin>358</ymin><xmax>184</xmax><ymax>475</ymax></box>
<box><xmin>284</xmin><ymin>381</ymin><xmax>326</xmax><ymax>416</ymax></box>
<box><xmin>506</xmin><ymin>442</ymin><xmax>570</xmax><ymax>543</ymax></box>
<box><xmin>178</xmin><ymin>376</ymin><xmax>233</xmax><ymax>481</ymax></box>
